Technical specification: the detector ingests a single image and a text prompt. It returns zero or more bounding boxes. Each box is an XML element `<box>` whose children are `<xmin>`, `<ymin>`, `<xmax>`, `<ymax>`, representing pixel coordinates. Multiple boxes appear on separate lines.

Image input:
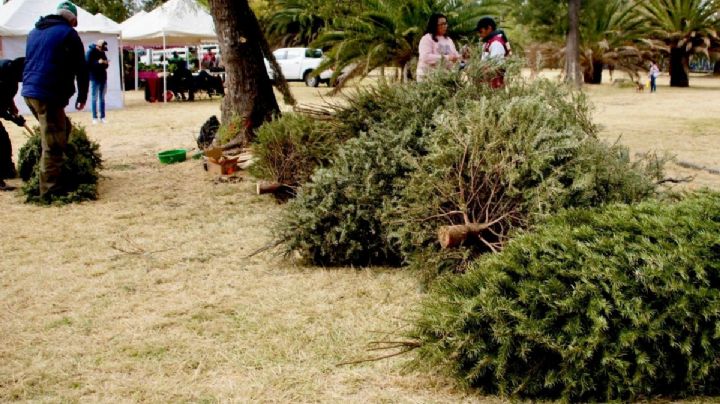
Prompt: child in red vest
<box><xmin>476</xmin><ymin>17</ymin><xmax>510</xmax><ymax>89</ymax></box>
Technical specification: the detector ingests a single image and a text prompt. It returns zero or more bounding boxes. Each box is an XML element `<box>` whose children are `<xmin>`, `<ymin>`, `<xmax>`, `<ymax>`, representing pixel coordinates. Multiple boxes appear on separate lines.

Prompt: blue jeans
<box><xmin>650</xmin><ymin>76</ymin><xmax>657</xmax><ymax>92</ymax></box>
<box><xmin>91</xmin><ymin>80</ymin><xmax>107</xmax><ymax>119</ymax></box>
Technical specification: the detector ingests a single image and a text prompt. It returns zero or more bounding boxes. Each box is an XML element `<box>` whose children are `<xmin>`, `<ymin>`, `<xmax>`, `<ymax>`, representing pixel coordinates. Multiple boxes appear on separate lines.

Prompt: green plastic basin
<box><xmin>158</xmin><ymin>149</ymin><xmax>187</xmax><ymax>164</ymax></box>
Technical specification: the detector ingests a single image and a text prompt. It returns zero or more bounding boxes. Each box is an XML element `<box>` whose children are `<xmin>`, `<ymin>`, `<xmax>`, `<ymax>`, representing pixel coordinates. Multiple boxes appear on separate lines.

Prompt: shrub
<box><xmin>249</xmin><ymin>113</ymin><xmax>338</xmax><ymax>187</ymax></box>
<box><xmin>215</xmin><ymin>114</ymin><xmax>245</xmax><ymax>146</ymax></box>
<box><xmin>279</xmin><ymin>126</ymin><xmax>425</xmax><ymax>265</ymax></box>
<box><xmin>17</xmin><ymin>125</ymin><xmax>102</xmax><ymax>204</ymax></box>
<box><xmin>409</xmin><ymin>191</ymin><xmax>720</xmax><ymax>401</ymax></box>
<box><xmin>251</xmin><ymin>77</ymin><xmax>457</xmax><ymax>191</ymax></box>
<box><xmin>277</xmin><ymin>74</ymin><xmax>458</xmax><ymax>265</ymax></box>
<box><xmin>385</xmin><ymin>82</ymin><xmax>666</xmax><ymax>281</ymax></box>
<box><xmin>278</xmin><ymin>61</ymin><xmax>665</xmax><ymax>270</ymax></box>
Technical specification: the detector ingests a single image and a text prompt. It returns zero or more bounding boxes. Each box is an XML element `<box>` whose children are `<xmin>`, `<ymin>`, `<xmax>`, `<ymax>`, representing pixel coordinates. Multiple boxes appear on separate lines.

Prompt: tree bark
<box><xmin>714</xmin><ymin>59</ymin><xmax>720</xmax><ymax>76</ymax></box>
<box><xmin>669</xmin><ymin>46</ymin><xmax>690</xmax><ymax>87</ymax></box>
<box><xmin>208</xmin><ymin>0</ymin><xmax>280</xmax><ymax>144</ymax></box>
<box><xmin>565</xmin><ymin>0</ymin><xmax>582</xmax><ymax>88</ymax></box>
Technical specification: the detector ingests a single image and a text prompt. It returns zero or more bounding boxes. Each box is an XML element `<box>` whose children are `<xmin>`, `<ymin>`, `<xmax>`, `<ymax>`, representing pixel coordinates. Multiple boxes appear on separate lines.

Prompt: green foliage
<box><xmin>75</xmin><ymin>0</ymin><xmax>135</xmax><ymax>22</ymax></box>
<box><xmin>17</xmin><ymin>131</ymin><xmax>41</xmax><ymax>182</ymax></box>
<box><xmin>277</xmin><ymin>77</ymin><xmax>454</xmax><ymax>265</ymax></box>
<box><xmin>386</xmin><ymin>76</ymin><xmax>666</xmax><ymax>280</ymax></box>
<box><xmin>17</xmin><ymin>126</ymin><xmax>103</xmax><ymax>205</ymax></box>
<box><xmin>280</xmin><ymin>126</ymin><xmax>421</xmax><ymax>265</ymax></box>
<box><xmin>410</xmin><ymin>191</ymin><xmax>720</xmax><ymax>401</ymax></box>
<box><xmin>262</xmin><ymin>0</ymin><xmax>359</xmax><ymax>47</ymax></box>
<box><xmin>279</xmin><ymin>60</ymin><xmax>665</xmax><ymax>269</ymax></box>
<box><xmin>216</xmin><ymin>114</ymin><xmax>245</xmax><ymax>146</ymax></box>
<box><xmin>312</xmin><ymin>0</ymin><xmax>499</xmax><ymax>88</ymax></box>
<box><xmin>249</xmin><ymin>113</ymin><xmax>338</xmax><ymax>186</ymax></box>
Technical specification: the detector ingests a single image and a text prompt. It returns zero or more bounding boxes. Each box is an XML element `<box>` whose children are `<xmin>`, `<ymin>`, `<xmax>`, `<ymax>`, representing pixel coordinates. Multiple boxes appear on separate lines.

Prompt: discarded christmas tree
<box><xmin>409</xmin><ymin>191</ymin><xmax>720</xmax><ymax>401</ymax></box>
<box><xmin>17</xmin><ymin>125</ymin><xmax>102</xmax><ymax>204</ymax></box>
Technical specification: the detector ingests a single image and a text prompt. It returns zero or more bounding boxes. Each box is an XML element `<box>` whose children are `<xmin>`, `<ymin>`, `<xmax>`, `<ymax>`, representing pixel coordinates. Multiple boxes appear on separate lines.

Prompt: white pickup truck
<box><xmin>265</xmin><ymin>47</ymin><xmax>333</xmax><ymax>87</ymax></box>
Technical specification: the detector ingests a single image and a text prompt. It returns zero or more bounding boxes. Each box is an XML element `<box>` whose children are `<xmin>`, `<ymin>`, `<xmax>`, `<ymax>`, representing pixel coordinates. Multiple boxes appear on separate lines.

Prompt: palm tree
<box><xmin>640</xmin><ymin>0</ymin><xmax>720</xmax><ymax>87</ymax></box>
<box><xmin>578</xmin><ymin>0</ymin><xmax>650</xmax><ymax>83</ymax></box>
<box><xmin>262</xmin><ymin>0</ymin><xmax>361</xmax><ymax>47</ymax></box>
<box><xmin>565</xmin><ymin>0</ymin><xmax>582</xmax><ymax>87</ymax></box>
<box><xmin>312</xmin><ymin>0</ymin><xmax>499</xmax><ymax>88</ymax></box>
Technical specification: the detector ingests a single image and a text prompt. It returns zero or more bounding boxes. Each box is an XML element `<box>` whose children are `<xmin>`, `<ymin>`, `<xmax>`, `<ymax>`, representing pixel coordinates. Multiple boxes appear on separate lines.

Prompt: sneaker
<box><xmin>101</xmin><ymin>118</ymin><xmax>107</xmax><ymax>124</ymax></box>
<box><xmin>92</xmin><ymin>119</ymin><xmax>98</xmax><ymax>124</ymax></box>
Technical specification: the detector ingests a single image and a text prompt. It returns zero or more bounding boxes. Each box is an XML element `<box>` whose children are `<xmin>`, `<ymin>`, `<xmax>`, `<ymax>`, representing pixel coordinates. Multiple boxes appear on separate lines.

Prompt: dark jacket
<box><xmin>22</xmin><ymin>15</ymin><xmax>89</xmax><ymax>106</ymax></box>
<box><xmin>0</xmin><ymin>59</ymin><xmax>20</xmax><ymax>117</ymax></box>
<box><xmin>86</xmin><ymin>44</ymin><xmax>108</xmax><ymax>83</ymax></box>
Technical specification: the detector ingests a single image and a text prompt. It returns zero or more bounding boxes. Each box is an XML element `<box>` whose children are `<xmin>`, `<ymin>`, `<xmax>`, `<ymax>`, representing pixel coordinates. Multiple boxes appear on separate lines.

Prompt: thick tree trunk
<box><xmin>669</xmin><ymin>46</ymin><xmax>690</xmax><ymax>87</ymax></box>
<box><xmin>583</xmin><ymin>61</ymin><xmax>603</xmax><ymax>84</ymax></box>
<box><xmin>565</xmin><ymin>0</ymin><xmax>582</xmax><ymax>88</ymax></box>
<box><xmin>713</xmin><ymin>59</ymin><xmax>720</xmax><ymax>76</ymax></box>
<box><xmin>208</xmin><ymin>0</ymin><xmax>280</xmax><ymax>144</ymax></box>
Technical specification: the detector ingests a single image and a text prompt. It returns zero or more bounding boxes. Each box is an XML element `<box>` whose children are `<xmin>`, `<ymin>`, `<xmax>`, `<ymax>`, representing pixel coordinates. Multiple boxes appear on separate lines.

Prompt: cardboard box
<box><xmin>204</xmin><ymin>147</ymin><xmax>223</xmax><ymax>161</ymax></box>
<box><xmin>206</xmin><ymin>157</ymin><xmax>239</xmax><ymax>176</ymax></box>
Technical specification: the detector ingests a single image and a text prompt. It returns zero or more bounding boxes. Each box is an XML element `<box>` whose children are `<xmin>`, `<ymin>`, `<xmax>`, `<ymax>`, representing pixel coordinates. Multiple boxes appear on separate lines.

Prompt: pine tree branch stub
<box><xmin>438</xmin><ymin>223</ymin><xmax>492</xmax><ymax>249</ymax></box>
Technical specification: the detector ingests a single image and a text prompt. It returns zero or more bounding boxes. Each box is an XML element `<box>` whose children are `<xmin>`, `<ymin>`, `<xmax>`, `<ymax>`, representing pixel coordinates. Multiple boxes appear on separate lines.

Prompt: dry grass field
<box><xmin>1</xmin><ymin>73</ymin><xmax>719</xmax><ymax>402</ymax></box>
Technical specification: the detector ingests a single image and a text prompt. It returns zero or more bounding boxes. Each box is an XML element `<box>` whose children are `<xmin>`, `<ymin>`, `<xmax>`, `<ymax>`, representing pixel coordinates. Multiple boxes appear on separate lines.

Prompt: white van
<box><xmin>264</xmin><ymin>47</ymin><xmax>333</xmax><ymax>87</ymax></box>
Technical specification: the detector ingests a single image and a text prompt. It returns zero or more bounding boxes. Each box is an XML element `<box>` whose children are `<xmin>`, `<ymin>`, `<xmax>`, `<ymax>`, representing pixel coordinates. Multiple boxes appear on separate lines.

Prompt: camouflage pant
<box><xmin>24</xmin><ymin>97</ymin><xmax>71</xmax><ymax>197</ymax></box>
<box><xmin>0</xmin><ymin>121</ymin><xmax>15</xmax><ymax>179</ymax></box>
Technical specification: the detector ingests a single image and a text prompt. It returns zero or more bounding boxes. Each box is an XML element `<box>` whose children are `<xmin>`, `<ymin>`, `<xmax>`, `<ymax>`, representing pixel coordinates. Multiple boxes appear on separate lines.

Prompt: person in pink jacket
<box><xmin>416</xmin><ymin>13</ymin><xmax>460</xmax><ymax>82</ymax></box>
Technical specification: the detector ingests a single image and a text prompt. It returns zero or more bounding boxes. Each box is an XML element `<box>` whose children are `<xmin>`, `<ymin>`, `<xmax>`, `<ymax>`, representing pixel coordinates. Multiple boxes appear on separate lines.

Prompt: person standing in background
<box><xmin>22</xmin><ymin>1</ymin><xmax>88</xmax><ymax>200</ymax></box>
<box><xmin>0</xmin><ymin>57</ymin><xmax>26</xmax><ymax>191</ymax></box>
<box><xmin>476</xmin><ymin>17</ymin><xmax>509</xmax><ymax>88</ymax></box>
<box><xmin>416</xmin><ymin>13</ymin><xmax>460</xmax><ymax>82</ymax></box>
<box><xmin>87</xmin><ymin>39</ymin><xmax>109</xmax><ymax>123</ymax></box>
<box><xmin>649</xmin><ymin>61</ymin><xmax>660</xmax><ymax>93</ymax></box>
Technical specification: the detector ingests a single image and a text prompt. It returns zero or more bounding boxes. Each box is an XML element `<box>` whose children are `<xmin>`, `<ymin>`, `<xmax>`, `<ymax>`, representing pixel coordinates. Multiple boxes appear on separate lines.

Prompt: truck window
<box><xmin>273</xmin><ymin>50</ymin><xmax>287</xmax><ymax>60</ymax></box>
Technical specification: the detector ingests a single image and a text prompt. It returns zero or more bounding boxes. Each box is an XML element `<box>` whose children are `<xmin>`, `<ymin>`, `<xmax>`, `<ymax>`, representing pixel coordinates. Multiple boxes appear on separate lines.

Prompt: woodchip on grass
<box><xmin>1</xmin><ymin>74</ymin><xmax>719</xmax><ymax>402</ymax></box>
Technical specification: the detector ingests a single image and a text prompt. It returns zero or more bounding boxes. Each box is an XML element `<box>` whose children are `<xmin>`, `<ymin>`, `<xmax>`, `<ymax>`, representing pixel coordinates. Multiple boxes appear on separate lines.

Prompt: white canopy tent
<box><xmin>121</xmin><ymin>0</ymin><xmax>216</xmax><ymax>46</ymax></box>
<box><xmin>119</xmin><ymin>10</ymin><xmax>146</xmax><ymax>91</ymax></box>
<box><xmin>121</xmin><ymin>0</ymin><xmax>217</xmax><ymax>102</ymax></box>
<box><xmin>0</xmin><ymin>0</ymin><xmax>123</xmax><ymax>115</ymax></box>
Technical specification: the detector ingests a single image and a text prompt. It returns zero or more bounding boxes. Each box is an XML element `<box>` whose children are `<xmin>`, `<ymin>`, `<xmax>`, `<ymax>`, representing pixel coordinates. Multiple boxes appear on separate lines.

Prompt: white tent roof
<box><xmin>119</xmin><ymin>10</ymin><xmax>146</xmax><ymax>32</ymax></box>
<box><xmin>121</xmin><ymin>0</ymin><xmax>216</xmax><ymax>46</ymax></box>
<box><xmin>89</xmin><ymin>13</ymin><xmax>122</xmax><ymax>34</ymax></box>
<box><xmin>0</xmin><ymin>0</ymin><xmax>121</xmax><ymax>35</ymax></box>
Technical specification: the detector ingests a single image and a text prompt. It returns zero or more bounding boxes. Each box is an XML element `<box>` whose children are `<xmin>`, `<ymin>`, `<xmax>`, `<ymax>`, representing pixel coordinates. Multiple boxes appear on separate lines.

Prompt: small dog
<box><xmin>635</xmin><ymin>81</ymin><xmax>645</xmax><ymax>92</ymax></box>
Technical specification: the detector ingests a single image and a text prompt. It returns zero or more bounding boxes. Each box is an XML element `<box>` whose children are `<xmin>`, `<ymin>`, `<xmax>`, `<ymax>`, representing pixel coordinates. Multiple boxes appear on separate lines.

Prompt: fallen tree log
<box><xmin>438</xmin><ymin>223</ymin><xmax>492</xmax><ymax>249</ymax></box>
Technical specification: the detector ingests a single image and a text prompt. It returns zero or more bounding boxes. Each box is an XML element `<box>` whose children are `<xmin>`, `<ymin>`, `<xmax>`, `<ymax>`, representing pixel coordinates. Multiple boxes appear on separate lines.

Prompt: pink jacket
<box><xmin>416</xmin><ymin>33</ymin><xmax>460</xmax><ymax>81</ymax></box>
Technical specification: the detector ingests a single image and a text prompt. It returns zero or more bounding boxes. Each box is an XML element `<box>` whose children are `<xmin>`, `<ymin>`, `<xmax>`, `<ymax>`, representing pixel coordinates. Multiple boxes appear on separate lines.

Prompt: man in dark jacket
<box><xmin>22</xmin><ymin>1</ymin><xmax>89</xmax><ymax>199</ymax></box>
<box><xmin>0</xmin><ymin>57</ymin><xmax>26</xmax><ymax>191</ymax></box>
<box><xmin>86</xmin><ymin>39</ymin><xmax>109</xmax><ymax>123</ymax></box>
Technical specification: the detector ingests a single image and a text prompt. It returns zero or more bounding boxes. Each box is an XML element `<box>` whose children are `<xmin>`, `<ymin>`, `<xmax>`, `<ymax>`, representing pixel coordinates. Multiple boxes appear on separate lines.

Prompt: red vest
<box><xmin>483</xmin><ymin>35</ymin><xmax>508</xmax><ymax>89</ymax></box>
<box><xmin>483</xmin><ymin>35</ymin><xmax>508</xmax><ymax>57</ymax></box>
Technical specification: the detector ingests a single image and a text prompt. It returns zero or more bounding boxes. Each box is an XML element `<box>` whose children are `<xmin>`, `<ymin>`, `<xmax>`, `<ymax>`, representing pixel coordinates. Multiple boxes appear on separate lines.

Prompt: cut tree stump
<box><xmin>257</xmin><ymin>181</ymin><xmax>292</xmax><ymax>195</ymax></box>
<box><xmin>438</xmin><ymin>223</ymin><xmax>491</xmax><ymax>249</ymax></box>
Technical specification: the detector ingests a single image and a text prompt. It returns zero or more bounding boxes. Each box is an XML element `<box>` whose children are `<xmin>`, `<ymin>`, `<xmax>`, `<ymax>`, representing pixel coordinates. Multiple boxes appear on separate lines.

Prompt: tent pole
<box><xmin>162</xmin><ymin>33</ymin><xmax>167</xmax><ymax>103</ymax></box>
<box><xmin>120</xmin><ymin>36</ymin><xmax>126</xmax><ymax>105</ymax></box>
<box><xmin>134</xmin><ymin>46</ymin><xmax>139</xmax><ymax>91</ymax></box>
